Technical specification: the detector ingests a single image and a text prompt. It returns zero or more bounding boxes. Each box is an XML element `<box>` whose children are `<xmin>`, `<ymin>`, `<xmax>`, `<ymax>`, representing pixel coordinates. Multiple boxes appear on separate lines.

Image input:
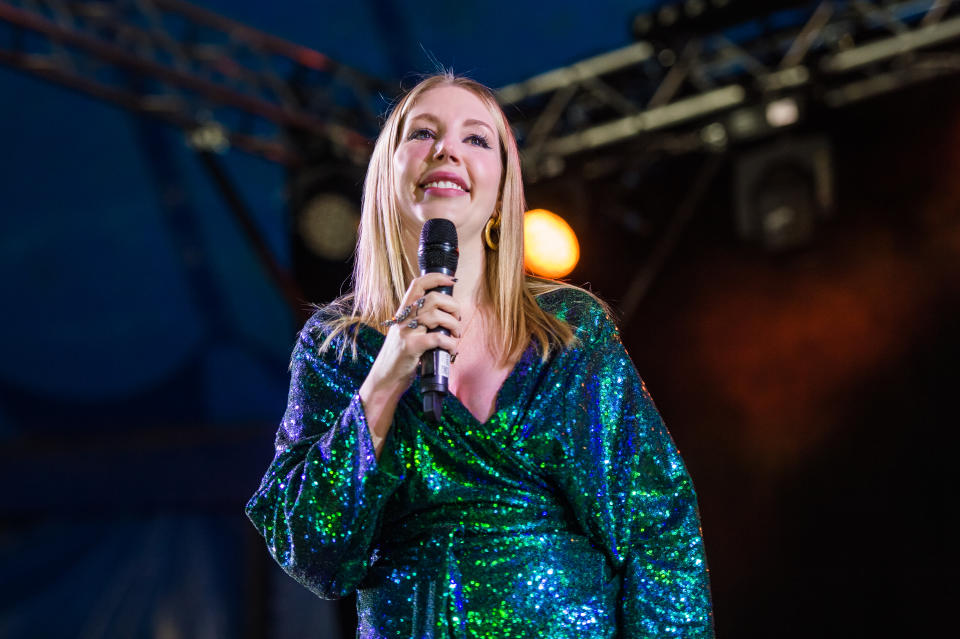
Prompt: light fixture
<box><xmin>765</xmin><ymin>97</ymin><xmax>799</xmax><ymax>128</ymax></box>
<box><xmin>297</xmin><ymin>193</ymin><xmax>359</xmax><ymax>261</ymax></box>
<box><xmin>288</xmin><ymin>163</ymin><xmax>363</xmax><ymax>302</ymax></box>
<box><xmin>733</xmin><ymin>135</ymin><xmax>834</xmax><ymax>252</ymax></box>
<box><xmin>523</xmin><ymin>209</ymin><xmax>580</xmax><ymax>278</ymax></box>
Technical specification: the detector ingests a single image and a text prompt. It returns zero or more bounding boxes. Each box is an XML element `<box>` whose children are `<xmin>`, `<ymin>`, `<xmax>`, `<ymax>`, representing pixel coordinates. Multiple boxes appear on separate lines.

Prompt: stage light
<box><xmin>632</xmin><ymin>13</ymin><xmax>654</xmax><ymax>37</ymax></box>
<box><xmin>657</xmin><ymin>48</ymin><xmax>677</xmax><ymax>67</ymax></box>
<box><xmin>288</xmin><ymin>162</ymin><xmax>363</xmax><ymax>302</ymax></box>
<box><xmin>685</xmin><ymin>0</ymin><xmax>707</xmax><ymax>18</ymax></box>
<box><xmin>701</xmin><ymin>121</ymin><xmax>729</xmax><ymax>150</ymax></box>
<box><xmin>187</xmin><ymin>122</ymin><xmax>229</xmax><ymax>153</ymax></box>
<box><xmin>297</xmin><ymin>192</ymin><xmax>359</xmax><ymax>260</ymax></box>
<box><xmin>728</xmin><ymin>107</ymin><xmax>764</xmax><ymax>139</ymax></box>
<box><xmin>734</xmin><ymin>135</ymin><xmax>834</xmax><ymax>252</ymax></box>
<box><xmin>724</xmin><ymin>97</ymin><xmax>803</xmax><ymax>144</ymax></box>
<box><xmin>658</xmin><ymin>5</ymin><xmax>680</xmax><ymax>27</ymax></box>
<box><xmin>766</xmin><ymin>98</ymin><xmax>799</xmax><ymax>127</ymax></box>
<box><xmin>524</xmin><ymin>209</ymin><xmax>580</xmax><ymax>278</ymax></box>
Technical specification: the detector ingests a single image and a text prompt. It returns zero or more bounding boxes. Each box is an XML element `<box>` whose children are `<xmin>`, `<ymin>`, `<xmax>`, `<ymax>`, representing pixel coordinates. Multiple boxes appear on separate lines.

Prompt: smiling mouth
<box><xmin>420</xmin><ymin>179</ymin><xmax>469</xmax><ymax>192</ymax></box>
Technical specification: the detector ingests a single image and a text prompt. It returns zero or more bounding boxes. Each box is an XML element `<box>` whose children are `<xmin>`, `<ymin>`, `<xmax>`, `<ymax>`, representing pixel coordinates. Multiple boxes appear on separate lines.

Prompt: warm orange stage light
<box><xmin>523</xmin><ymin>209</ymin><xmax>580</xmax><ymax>278</ymax></box>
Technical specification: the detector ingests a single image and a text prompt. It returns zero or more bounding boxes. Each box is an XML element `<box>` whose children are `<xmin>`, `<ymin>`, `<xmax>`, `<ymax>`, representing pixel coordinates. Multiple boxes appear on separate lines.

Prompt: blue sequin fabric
<box><xmin>246</xmin><ymin>287</ymin><xmax>714</xmax><ymax>637</ymax></box>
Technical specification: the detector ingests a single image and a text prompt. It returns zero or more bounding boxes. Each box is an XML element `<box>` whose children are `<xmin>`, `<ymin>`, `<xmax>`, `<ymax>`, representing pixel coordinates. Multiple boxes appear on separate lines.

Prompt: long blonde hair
<box><xmin>321</xmin><ymin>73</ymin><xmax>583</xmax><ymax>362</ymax></box>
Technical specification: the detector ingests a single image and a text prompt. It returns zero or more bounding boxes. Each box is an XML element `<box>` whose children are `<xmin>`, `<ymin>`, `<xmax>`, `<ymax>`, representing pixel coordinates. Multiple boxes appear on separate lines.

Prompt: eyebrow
<box><xmin>408</xmin><ymin>113</ymin><xmax>495</xmax><ymax>135</ymax></box>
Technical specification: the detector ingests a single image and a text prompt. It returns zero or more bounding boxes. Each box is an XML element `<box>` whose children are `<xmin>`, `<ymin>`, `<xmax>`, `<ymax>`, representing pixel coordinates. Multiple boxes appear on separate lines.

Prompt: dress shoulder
<box><xmin>533</xmin><ymin>284</ymin><xmax>618</xmax><ymax>346</ymax></box>
<box><xmin>295</xmin><ymin>303</ymin><xmax>381</xmax><ymax>367</ymax></box>
<box><xmin>300</xmin><ymin>303</ymin><xmax>352</xmax><ymax>340</ymax></box>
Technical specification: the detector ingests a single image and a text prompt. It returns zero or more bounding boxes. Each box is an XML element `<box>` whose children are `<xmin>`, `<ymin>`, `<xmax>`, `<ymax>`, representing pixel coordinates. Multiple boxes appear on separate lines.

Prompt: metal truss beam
<box><xmin>3</xmin><ymin>0</ymin><xmax>957</xmax><ymax>174</ymax></box>
<box><xmin>0</xmin><ymin>0</ymin><xmax>392</xmax><ymax>165</ymax></box>
<box><xmin>500</xmin><ymin>0</ymin><xmax>960</xmax><ymax>179</ymax></box>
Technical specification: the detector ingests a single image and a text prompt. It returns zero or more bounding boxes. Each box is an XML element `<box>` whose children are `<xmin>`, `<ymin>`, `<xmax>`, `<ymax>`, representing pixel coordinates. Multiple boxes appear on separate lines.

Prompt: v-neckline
<box><xmin>445</xmin><ymin>342</ymin><xmax>535</xmax><ymax>424</ymax></box>
<box><xmin>360</xmin><ymin>325</ymin><xmax>535</xmax><ymax>426</ymax></box>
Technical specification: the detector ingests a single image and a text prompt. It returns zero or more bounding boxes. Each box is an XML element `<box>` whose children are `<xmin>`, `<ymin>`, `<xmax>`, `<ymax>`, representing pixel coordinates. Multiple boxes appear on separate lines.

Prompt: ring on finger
<box><xmin>406</xmin><ymin>319</ymin><xmax>419</xmax><ymax>329</ymax></box>
<box><xmin>414</xmin><ymin>296</ymin><xmax>425</xmax><ymax>316</ymax></box>
<box><xmin>382</xmin><ymin>303</ymin><xmax>413</xmax><ymax>327</ymax></box>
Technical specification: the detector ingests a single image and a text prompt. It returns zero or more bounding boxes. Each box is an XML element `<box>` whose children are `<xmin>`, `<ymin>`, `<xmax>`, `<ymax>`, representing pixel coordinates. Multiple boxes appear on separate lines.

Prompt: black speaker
<box><xmin>734</xmin><ymin>135</ymin><xmax>833</xmax><ymax>252</ymax></box>
<box><xmin>287</xmin><ymin>163</ymin><xmax>364</xmax><ymax>304</ymax></box>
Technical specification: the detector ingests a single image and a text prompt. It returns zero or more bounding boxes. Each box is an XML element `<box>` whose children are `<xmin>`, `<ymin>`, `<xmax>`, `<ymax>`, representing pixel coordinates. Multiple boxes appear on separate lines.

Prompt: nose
<box><xmin>432</xmin><ymin>133</ymin><xmax>460</xmax><ymax>163</ymax></box>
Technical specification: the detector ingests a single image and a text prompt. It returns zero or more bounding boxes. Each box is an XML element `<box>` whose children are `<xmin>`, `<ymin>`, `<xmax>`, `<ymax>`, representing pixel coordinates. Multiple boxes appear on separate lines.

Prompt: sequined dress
<box><xmin>246</xmin><ymin>287</ymin><xmax>714</xmax><ymax>638</ymax></box>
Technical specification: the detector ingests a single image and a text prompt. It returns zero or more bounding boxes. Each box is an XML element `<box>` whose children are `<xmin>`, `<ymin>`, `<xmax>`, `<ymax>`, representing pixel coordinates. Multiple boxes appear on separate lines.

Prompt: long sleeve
<box><xmin>553</xmin><ymin>298</ymin><xmax>714</xmax><ymax>637</ymax></box>
<box><xmin>245</xmin><ymin>316</ymin><xmax>404</xmax><ymax>599</ymax></box>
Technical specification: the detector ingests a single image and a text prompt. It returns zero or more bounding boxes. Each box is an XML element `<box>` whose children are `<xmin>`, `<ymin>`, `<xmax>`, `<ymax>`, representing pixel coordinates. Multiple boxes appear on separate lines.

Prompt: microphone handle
<box><xmin>420</xmin><ymin>268</ymin><xmax>454</xmax><ymax>421</ymax></box>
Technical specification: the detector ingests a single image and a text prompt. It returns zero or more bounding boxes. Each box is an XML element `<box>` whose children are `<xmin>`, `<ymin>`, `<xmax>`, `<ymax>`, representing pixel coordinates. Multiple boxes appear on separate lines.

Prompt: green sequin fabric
<box><xmin>246</xmin><ymin>287</ymin><xmax>714</xmax><ymax>637</ymax></box>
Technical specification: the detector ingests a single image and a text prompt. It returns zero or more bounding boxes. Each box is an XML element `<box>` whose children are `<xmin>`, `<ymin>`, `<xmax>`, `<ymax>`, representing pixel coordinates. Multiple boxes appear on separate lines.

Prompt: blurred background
<box><xmin>0</xmin><ymin>0</ymin><xmax>956</xmax><ymax>637</ymax></box>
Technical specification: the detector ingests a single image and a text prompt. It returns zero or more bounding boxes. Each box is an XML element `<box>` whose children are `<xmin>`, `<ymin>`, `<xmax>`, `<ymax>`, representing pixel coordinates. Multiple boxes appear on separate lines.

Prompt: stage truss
<box><xmin>0</xmin><ymin>0</ymin><xmax>392</xmax><ymax>165</ymax></box>
<box><xmin>2</xmin><ymin>0</ymin><xmax>957</xmax><ymax>171</ymax></box>
<box><xmin>2</xmin><ymin>0</ymin><xmax>959</xmax><ymax>317</ymax></box>
<box><xmin>499</xmin><ymin>0</ymin><xmax>960</xmax><ymax>180</ymax></box>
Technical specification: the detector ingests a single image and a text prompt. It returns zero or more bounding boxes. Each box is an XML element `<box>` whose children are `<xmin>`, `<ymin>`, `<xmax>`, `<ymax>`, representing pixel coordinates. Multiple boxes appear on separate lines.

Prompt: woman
<box><xmin>246</xmin><ymin>74</ymin><xmax>714</xmax><ymax>638</ymax></box>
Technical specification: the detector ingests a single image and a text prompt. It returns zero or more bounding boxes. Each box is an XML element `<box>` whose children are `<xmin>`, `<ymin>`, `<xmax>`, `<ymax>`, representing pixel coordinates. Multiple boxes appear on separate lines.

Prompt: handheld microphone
<box><xmin>417</xmin><ymin>218</ymin><xmax>459</xmax><ymax>422</ymax></box>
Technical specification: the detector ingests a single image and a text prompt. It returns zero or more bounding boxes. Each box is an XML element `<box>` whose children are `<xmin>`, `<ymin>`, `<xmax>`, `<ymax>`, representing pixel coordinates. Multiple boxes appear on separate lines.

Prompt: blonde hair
<box><xmin>321</xmin><ymin>73</ymin><xmax>587</xmax><ymax>363</ymax></box>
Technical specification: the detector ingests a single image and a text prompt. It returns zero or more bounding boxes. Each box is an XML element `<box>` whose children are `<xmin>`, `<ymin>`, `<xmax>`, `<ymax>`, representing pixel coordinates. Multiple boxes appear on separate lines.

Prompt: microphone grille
<box><xmin>418</xmin><ymin>219</ymin><xmax>459</xmax><ymax>272</ymax></box>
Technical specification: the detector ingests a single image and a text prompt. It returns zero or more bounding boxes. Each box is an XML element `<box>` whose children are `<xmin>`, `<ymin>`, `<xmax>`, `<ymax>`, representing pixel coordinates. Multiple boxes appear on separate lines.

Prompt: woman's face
<box><xmin>393</xmin><ymin>85</ymin><xmax>503</xmax><ymax>243</ymax></box>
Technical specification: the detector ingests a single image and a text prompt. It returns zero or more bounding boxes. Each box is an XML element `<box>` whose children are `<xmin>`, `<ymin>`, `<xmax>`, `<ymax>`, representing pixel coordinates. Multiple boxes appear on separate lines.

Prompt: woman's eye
<box><xmin>409</xmin><ymin>128</ymin><xmax>435</xmax><ymax>140</ymax></box>
<box><xmin>466</xmin><ymin>134</ymin><xmax>491</xmax><ymax>149</ymax></box>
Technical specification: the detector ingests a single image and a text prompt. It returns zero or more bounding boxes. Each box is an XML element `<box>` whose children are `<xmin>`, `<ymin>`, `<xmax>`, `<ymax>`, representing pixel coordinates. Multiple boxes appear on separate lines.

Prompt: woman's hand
<box><xmin>360</xmin><ymin>273</ymin><xmax>460</xmax><ymax>457</ymax></box>
<box><xmin>369</xmin><ymin>272</ymin><xmax>461</xmax><ymax>394</ymax></box>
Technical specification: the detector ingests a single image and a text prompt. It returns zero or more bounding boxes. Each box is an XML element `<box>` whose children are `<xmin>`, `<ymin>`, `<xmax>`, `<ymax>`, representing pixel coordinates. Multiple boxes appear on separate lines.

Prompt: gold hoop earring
<box><xmin>483</xmin><ymin>215</ymin><xmax>500</xmax><ymax>250</ymax></box>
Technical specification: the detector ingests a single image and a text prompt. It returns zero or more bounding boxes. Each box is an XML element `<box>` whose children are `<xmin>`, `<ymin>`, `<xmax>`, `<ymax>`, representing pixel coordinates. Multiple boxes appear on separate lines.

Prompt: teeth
<box><xmin>423</xmin><ymin>180</ymin><xmax>465</xmax><ymax>191</ymax></box>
